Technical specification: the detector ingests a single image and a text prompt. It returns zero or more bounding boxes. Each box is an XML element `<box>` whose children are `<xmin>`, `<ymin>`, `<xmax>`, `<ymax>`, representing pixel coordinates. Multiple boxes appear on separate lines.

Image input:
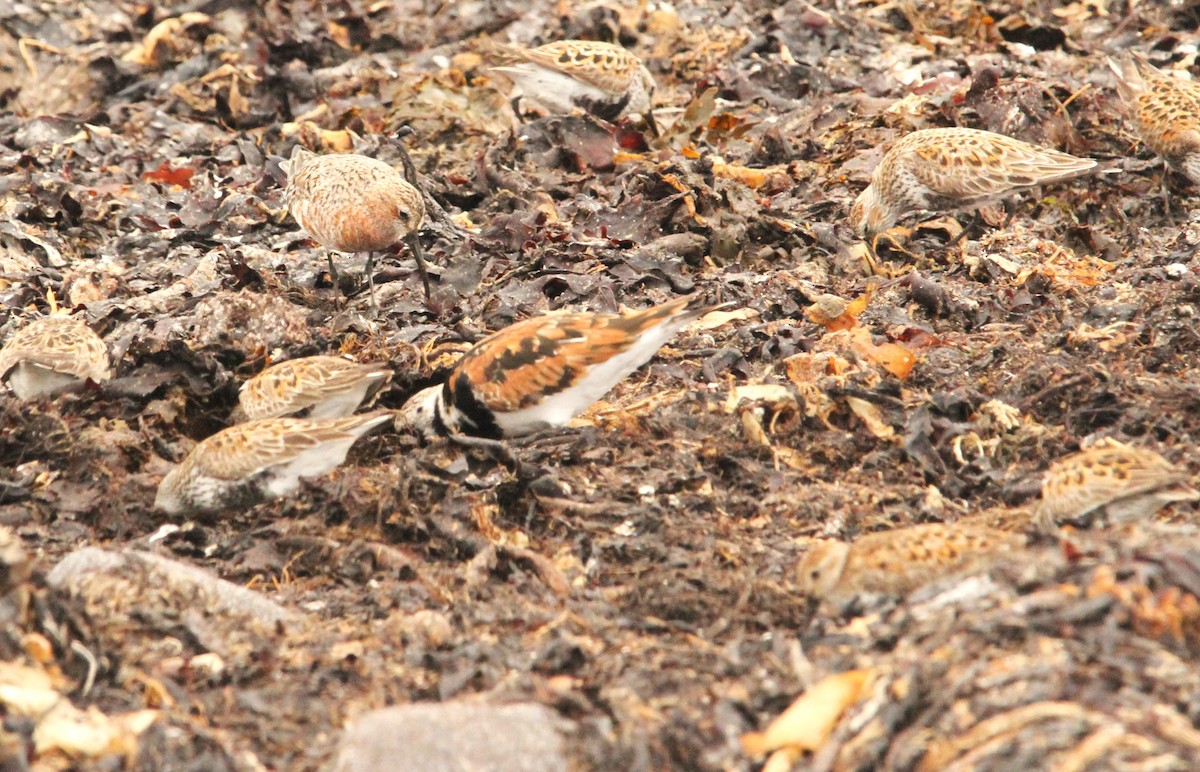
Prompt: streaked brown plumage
<box><xmin>0</xmin><ymin>315</ymin><xmax>112</xmax><ymax>401</ymax></box>
<box><xmin>400</xmin><ymin>294</ymin><xmax>728</xmax><ymax>439</ymax></box>
<box><xmin>848</xmin><ymin>127</ymin><xmax>1097</xmax><ymax>238</ymax></box>
<box><xmin>154</xmin><ymin>412</ymin><xmax>391</xmax><ymax>515</ymax></box>
<box><xmin>488</xmin><ymin>40</ymin><xmax>655</xmax><ymax>122</ymax></box>
<box><xmin>233</xmin><ymin>355</ymin><xmax>391</xmax><ymax>422</ymax></box>
<box><xmin>1034</xmin><ymin>439</ymin><xmax>1199</xmax><ymax>532</ymax></box>
<box><xmin>794</xmin><ymin>523</ymin><xmax>1026</xmax><ymax>604</ymax></box>
<box><xmin>1108</xmin><ymin>55</ymin><xmax>1200</xmax><ymax>184</ymax></box>
<box><xmin>283</xmin><ymin>147</ymin><xmax>428</xmax><ymax>303</ymax></box>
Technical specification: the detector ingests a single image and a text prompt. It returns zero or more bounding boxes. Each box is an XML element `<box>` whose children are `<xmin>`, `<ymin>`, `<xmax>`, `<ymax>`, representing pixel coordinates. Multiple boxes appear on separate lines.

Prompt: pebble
<box><xmin>334</xmin><ymin>702</ymin><xmax>569</xmax><ymax>772</ymax></box>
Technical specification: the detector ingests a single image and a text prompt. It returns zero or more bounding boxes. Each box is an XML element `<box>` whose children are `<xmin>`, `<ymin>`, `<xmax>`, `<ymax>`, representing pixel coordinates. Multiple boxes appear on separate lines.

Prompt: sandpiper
<box><xmin>283</xmin><ymin>146</ymin><xmax>429</xmax><ymax>305</ymax></box>
<box><xmin>794</xmin><ymin>522</ymin><xmax>1026</xmax><ymax>605</ymax></box>
<box><xmin>154</xmin><ymin>412</ymin><xmax>391</xmax><ymax>515</ymax></box>
<box><xmin>232</xmin><ymin>355</ymin><xmax>391</xmax><ymax>422</ymax></box>
<box><xmin>488</xmin><ymin>40</ymin><xmax>655</xmax><ymax>125</ymax></box>
<box><xmin>0</xmin><ymin>315</ymin><xmax>111</xmax><ymax>401</ymax></box>
<box><xmin>849</xmin><ymin>127</ymin><xmax>1097</xmax><ymax>240</ymax></box>
<box><xmin>1034</xmin><ymin>438</ymin><xmax>1199</xmax><ymax>532</ymax></box>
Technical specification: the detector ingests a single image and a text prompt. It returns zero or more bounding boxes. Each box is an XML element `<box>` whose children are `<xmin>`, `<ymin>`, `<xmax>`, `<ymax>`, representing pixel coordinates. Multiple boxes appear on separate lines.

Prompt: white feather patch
<box><xmin>491</xmin><ymin>64</ymin><xmax>611</xmax><ymax>114</ymax></box>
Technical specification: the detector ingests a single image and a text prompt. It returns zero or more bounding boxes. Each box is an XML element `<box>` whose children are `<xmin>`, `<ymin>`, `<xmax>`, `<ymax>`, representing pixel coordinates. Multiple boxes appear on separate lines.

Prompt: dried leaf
<box><xmin>742</xmin><ymin>670</ymin><xmax>872</xmax><ymax>758</ymax></box>
<box><xmin>724</xmin><ymin>384</ymin><xmax>797</xmax><ymax>414</ymax></box>
<box><xmin>121</xmin><ymin>13</ymin><xmax>210</xmax><ymax>67</ymax></box>
<box><xmin>846</xmin><ymin>396</ymin><xmax>896</xmax><ymax>439</ymax></box>
<box><xmin>657</xmin><ymin>87</ymin><xmax>718</xmax><ymax>150</ymax></box>
<box><xmin>142</xmin><ymin>162</ymin><xmax>195</xmax><ymax>189</ymax></box>
<box><xmin>868</xmin><ymin>342</ymin><xmax>918</xmax><ymax>379</ymax></box>
<box><xmin>327</xmin><ymin>21</ymin><xmax>353</xmax><ymax>49</ymax></box>
<box><xmin>688</xmin><ymin>307</ymin><xmax>758</xmax><ymax>331</ymax></box>
<box><xmin>711</xmin><ymin>159</ymin><xmax>790</xmax><ymax>190</ymax></box>
<box><xmin>34</xmin><ymin>702</ymin><xmax>158</xmax><ymax>758</ymax></box>
<box><xmin>740</xmin><ymin>407</ymin><xmax>771</xmax><ymax>446</ymax></box>
<box><xmin>849</xmin><ymin>328</ymin><xmax>917</xmax><ymax>380</ymax></box>
<box><xmin>806</xmin><ymin>294</ymin><xmax>853</xmax><ymax>328</ymax></box>
<box><xmin>784</xmin><ymin>351</ymin><xmax>851</xmax><ymax>386</ymax></box>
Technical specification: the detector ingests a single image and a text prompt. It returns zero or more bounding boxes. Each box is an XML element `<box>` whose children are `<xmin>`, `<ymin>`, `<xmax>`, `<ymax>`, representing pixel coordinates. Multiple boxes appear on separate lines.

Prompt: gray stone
<box><xmin>333</xmin><ymin>702</ymin><xmax>569</xmax><ymax>772</ymax></box>
<box><xmin>47</xmin><ymin>547</ymin><xmax>301</xmax><ymax>626</ymax></box>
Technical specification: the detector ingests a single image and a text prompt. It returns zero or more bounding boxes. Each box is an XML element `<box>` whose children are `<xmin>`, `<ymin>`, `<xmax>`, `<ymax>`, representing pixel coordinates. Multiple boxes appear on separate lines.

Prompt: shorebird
<box><xmin>1033</xmin><ymin>438</ymin><xmax>1199</xmax><ymax>532</ymax></box>
<box><xmin>283</xmin><ymin>146</ymin><xmax>429</xmax><ymax>306</ymax></box>
<box><xmin>848</xmin><ymin>127</ymin><xmax>1097</xmax><ymax>241</ymax></box>
<box><xmin>488</xmin><ymin>40</ymin><xmax>656</xmax><ymax>125</ymax></box>
<box><xmin>154</xmin><ymin>412</ymin><xmax>391</xmax><ymax>515</ymax></box>
<box><xmin>0</xmin><ymin>315</ymin><xmax>111</xmax><ymax>400</ymax></box>
<box><xmin>232</xmin><ymin>355</ymin><xmax>391</xmax><ymax>422</ymax></box>
<box><xmin>794</xmin><ymin>523</ymin><xmax>1026</xmax><ymax>605</ymax></box>
<box><xmin>399</xmin><ymin>294</ymin><xmax>727</xmax><ymax>440</ymax></box>
<box><xmin>1108</xmin><ymin>55</ymin><xmax>1200</xmax><ymax>187</ymax></box>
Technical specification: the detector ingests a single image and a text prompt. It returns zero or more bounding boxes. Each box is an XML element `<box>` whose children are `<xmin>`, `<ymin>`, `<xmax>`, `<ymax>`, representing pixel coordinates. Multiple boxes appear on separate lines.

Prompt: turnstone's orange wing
<box><xmin>450</xmin><ymin>295</ymin><xmax>707</xmax><ymax>412</ymax></box>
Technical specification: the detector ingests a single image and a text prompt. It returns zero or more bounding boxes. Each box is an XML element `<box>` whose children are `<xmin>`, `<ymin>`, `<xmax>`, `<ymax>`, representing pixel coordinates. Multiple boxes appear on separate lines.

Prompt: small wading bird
<box><xmin>399</xmin><ymin>294</ymin><xmax>728</xmax><ymax>441</ymax></box>
<box><xmin>1033</xmin><ymin>438</ymin><xmax>1200</xmax><ymax>533</ymax></box>
<box><xmin>794</xmin><ymin>523</ymin><xmax>1027</xmax><ymax>605</ymax></box>
<box><xmin>283</xmin><ymin>147</ymin><xmax>429</xmax><ymax>306</ymax></box>
<box><xmin>1107</xmin><ymin>55</ymin><xmax>1200</xmax><ymax>191</ymax></box>
<box><xmin>848</xmin><ymin>127</ymin><xmax>1097</xmax><ymax>245</ymax></box>
<box><xmin>154</xmin><ymin>412</ymin><xmax>391</xmax><ymax>515</ymax></box>
<box><xmin>0</xmin><ymin>315</ymin><xmax>112</xmax><ymax>401</ymax></box>
<box><xmin>231</xmin><ymin>355</ymin><xmax>392</xmax><ymax>422</ymax></box>
<box><xmin>487</xmin><ymin>39</ymin><xmax>656</xmax><ymax>130</ymax></box>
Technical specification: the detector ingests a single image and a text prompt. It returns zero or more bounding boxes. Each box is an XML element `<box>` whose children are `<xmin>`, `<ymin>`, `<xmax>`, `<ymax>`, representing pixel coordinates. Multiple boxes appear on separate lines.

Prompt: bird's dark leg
<box><xmin>447</xmin><ymin>431</ymin><xmax>519</xmax><ymax>472</ymax></box>
<box><xmin>507</xmin><ymin>427</ymin><xmax>577</xmax><ymax>448</ymax></box>
<box><xmin>325</xmin><ymin>250</ymin><xmax>349</xmax><ymax>310</ymax></box>
<box><xmin>406</xmin><ymin>234</ymin><xmax>432</xmax><ymax>300</ymax></box>
<box><xmin>945</xmin><ymin>211</ymin><xmax>980</xmax><ymax>248</ymax></box>
<box><xmin>1160</xmin><ymin>163</ymin><xmax>1175</xmax><ymax>226</ymax></box>
<box><xmin>643</xmin><ymin>108</ymin><xmax>661</xmax><ymax>139</ymax></box>
<box><xmin>326</xmin><ymin>251</ymin><xmax>339</xmax><ymax>285</ymax></box>
<box><xmin>364</xmin><ymin>251</ymin><xmax>378</xmax><ymax>310</ymax></box>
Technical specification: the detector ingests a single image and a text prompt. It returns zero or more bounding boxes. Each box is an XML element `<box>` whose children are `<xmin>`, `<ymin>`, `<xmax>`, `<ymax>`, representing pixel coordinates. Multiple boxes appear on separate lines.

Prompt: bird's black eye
<box><xmin>810</xmin><ymin>570</ymin><xmax>820</xmax><ymax>580</ymax></box>
<box><xmin>397</xmin><ymin>209</ymin><xmax>409</xmax><ymax>220</ymax></box>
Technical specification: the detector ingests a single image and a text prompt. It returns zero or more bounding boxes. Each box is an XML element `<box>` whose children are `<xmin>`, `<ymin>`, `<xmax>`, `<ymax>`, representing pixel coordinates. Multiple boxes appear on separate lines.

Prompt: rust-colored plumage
<box><xmin>400</xmin><ymin>294</ymin><xmax>728</xmax><ymax>439</ymax></box>
<box><xmin>283</xmin><ymin>147</ymin><xmax>428</xmax><ymax>302</ymax></box>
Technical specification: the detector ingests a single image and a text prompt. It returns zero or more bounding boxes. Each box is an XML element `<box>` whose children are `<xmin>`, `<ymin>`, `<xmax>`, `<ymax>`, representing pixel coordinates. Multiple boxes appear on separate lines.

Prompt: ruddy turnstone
<box><xmin>848</xmin><ymin>127</ymin><xmax>1097</xmax><ymax>239</ymax></box>
<box><xmin>232</xmin><ymin>355</ymin><xmax>391</xmax><ymax>422</ymax></box>
<box><xmin>399</xmin><ymin>294</ymin><xmax>727</xmax><ymax>440</ymax></box>
<box><xmin>1033</xmin><ymin>438</ymin><xmax>1199</xmax><ymax>532</ymax></box>
<box><xmin>283</xmin><ymin>146</ymin><xmax>429</xmax><ymax>304</ymax></box>
<box><xmin>794</xmin><ymin>523</ymin><xmax>1026</xmax><ymax>604</ymax></box>
<box><xmin>154</xmin><ymin>412</ymin><xmax>390</xmax><ymax>515</ymax></box>
<box><xmin>1108</xmin><ymin>55</ymin><xmax>1200</xmax><ymax>185</ymax></box>
<box><xmin>488</xmin><ymin>39</ymin><xmax>655</xmax><ymax>123</ymax></box>
<box><xmin>0</xmin><ymin>315</ymin><xmax>111</xmax><ymax>401</ymax></box>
